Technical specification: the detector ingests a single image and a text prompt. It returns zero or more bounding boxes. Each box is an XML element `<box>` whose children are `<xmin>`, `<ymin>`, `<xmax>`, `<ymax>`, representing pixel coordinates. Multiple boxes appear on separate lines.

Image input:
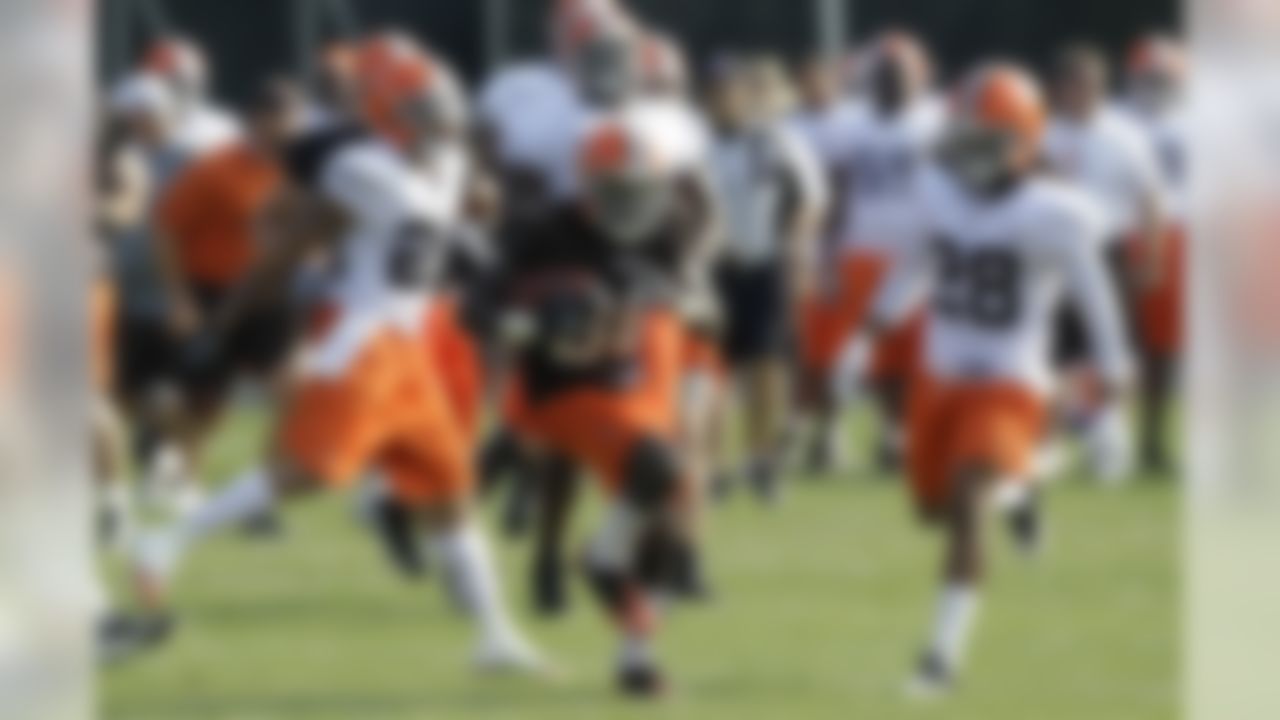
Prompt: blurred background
<box><xmin>99</xmin><ymin>0</ymin><xmax>1180</xmax><ymax>99</ymax></box>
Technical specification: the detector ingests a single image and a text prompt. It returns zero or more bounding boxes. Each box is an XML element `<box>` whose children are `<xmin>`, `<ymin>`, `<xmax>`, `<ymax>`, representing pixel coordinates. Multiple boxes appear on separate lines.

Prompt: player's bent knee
<box><xmin>622</xmin><ymin>436</ymin><xmax>682</xmax><ymax>513</ymax></box>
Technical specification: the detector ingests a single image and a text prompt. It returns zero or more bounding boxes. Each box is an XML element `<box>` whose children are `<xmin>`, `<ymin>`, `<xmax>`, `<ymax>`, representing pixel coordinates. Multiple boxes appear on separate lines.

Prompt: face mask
<box><xmin>576</xmin><ymin>39</ymin><xmax>635</xmax><ymax>107</ymax></box>
<box><xmin>588</xmin><ymin>175</ymin><xmax>673</xmax><ymax>246</ymax></box>
<box><xmin>937</xmin><ymin>125</ymin><xmax>1016</xmax><ymax>194</ymax></box>
<box><xmin>870</xmin><ymin>61</ymin><xmax>910</xmax><ymax>113</ymax></box>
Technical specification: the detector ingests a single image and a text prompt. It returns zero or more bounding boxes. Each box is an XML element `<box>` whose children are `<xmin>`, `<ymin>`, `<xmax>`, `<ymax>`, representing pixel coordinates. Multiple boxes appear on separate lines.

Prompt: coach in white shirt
<box><xmin>708</xmin><ymin>57</ymin><xmax>828</xmax><ymax>500</ymax></box>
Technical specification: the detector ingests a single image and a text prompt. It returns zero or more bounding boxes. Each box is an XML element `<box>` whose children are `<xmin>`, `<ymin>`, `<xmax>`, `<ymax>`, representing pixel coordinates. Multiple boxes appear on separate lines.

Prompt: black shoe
<box><xmin>240</xmin><ymin>510</ymin><xmax>285</xmax><ymax>540</ymax></box>
<box><xmin>876</xmin><ymin>437</ymin><xmax>904</xmax><ymax>476</ymax></box>
<box><xmin>667</xmin><ymin>544</ymin><xmax>714</xmax><ymax>603</ymax></box>
<box><xmin>532</xmin><ymin>553</ymin><xmax>568</xmax><ymax>617</ymax></box>
<box><xmin>748</xmin><ymin>460</ymin><xmax>781</xmax><ymax>506</ymax></box>
<box><xmin>1141</xmin><ymin>446</ymin><xmax>1175</xmax><ymax>477</ymax></box>
<box><xmin>369</xmin><ymin>496</ymin><xmax>427</xmax><ymax>580</ymax></box>
<box><xmin>906</xmin><ymin>651</ymin><xmax>954</xmax><ymax>698</ymax></box>
<box><xmin>805</xmin><ymin>434</ymin><xmax>836</xmax><ymax>476</ymax></box>
<box><xmin>1006</xmin><ymin>490</ymin><xmax>1043</xmax><ymax>559</ymax></box>
<box><xmin>99</xmin><ymin>610</ymin><xmax>177</xmax><ymax>665</ymax></box>
<box><xmin>617</xmin><ymin>663</ymin><xmax>668</xmax><ymax>699</ymax></box>
<box><xmin>501</xmin><ymin>472</ymin><xmax>536</xmax><ymax>538</ymax></box>
<box><xmin>709</xmin><ymin>470</ymin><xmax>735</xmax><ymax>504</ymax></box>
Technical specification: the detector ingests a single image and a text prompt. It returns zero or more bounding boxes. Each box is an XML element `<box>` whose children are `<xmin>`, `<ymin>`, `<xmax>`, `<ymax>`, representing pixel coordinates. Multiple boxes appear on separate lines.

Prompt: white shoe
<box><xmin>130</xmin><ymin>532</ymin><xmax>180</xmax><ymax>610</ymax></box>
<box><xmin>471</xmin><ymin>636</ymin><xmax>551</xmax><ymax>676</ymax></box>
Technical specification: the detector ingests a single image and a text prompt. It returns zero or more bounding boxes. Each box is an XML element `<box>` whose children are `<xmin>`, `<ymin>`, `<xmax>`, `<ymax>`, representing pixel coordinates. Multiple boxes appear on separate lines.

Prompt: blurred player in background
<box><xmin>103</xmin><ymin>72</ymin><xmax>209</xmax><ymax>518</ymax></box>
<box><xmin>789</xmin><ymin>51</ymin><xmax>861</xmax><ymax>474</ymax></box>
<box><xmin>150</xmin><ymin>78</ymin><xmax>304</xmax><ymax>530</ymax></box>
<box><xmin>808</xmin><ymin>30</ymin><xmax>942</xmax><ymax>475</ymax></box>
<box><xmin>709</xmin><ymin>56</ymin><xmax>827</xmax><ymax>502</ymax></box>
<box><xmin>844</xmin><ymin>64</ymin><xmax>1134</xmax><ymax>694</ymax></box>
<box><xmin>140</xmin><ymin>36</ymin><xmax>241</xmax><ymax>156</ymax></box>
<box><xmin>1043</xmin><ymin>43</ymin><xmax>1165</xmax><ymax>482</ymax></box>
<box><xmin>1121</xmin><ymin>34</ymin><xmax>1187</xmax><ymax>473</ymax></box>
<box><xmin>126</xmin><ymin>34</ymin><xmax>544</xmax><ymax>672</ymax></box>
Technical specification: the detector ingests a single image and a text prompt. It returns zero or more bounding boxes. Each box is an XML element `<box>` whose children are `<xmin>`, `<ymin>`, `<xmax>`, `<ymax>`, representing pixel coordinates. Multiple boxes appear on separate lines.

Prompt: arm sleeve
<box><xmin>778</xmin><ymin>130</ymin><xmax>831</xmax><ymax>214</ymax></box>
<box><xmin>870</xmin><ymin>233</ymin><xmax>932</xmax><ymax>329</ymax></box>
<box><xmin>869</xmin><ymin>173</ymin><xmax>934</xmax><ymax>327</ymax></box>
<box><xmin>1056</xmin><ymin>197</ymin><xmax>1137</xmax><ymax>386</ymax></box>
<box><xmin>1117</xmin><ymin>120</ymin><xmax>1167</xmax><ymax>223</ymax></box>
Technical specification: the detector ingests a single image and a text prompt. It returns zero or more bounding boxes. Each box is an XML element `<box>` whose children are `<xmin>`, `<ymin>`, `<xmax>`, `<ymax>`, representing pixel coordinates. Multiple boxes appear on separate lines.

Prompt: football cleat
<box><xmin>617</xmin><ymin>662</ymin><xmax>668</xmax><ymax>699</ymax></box>
<box><xmin>905</xmin><ymin>651</ymin><xmax>955</xmax><ymax>700</ymax></box>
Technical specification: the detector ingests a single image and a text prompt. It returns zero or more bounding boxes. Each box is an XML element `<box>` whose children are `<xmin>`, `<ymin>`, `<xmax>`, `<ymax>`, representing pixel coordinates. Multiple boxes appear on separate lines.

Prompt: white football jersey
<box><xmin>1043</xmin><ymin>107</ymin><xmax>1165</xmax><ymax>239</ymax></box>
<box><xmin>171</xmin><ymin>103</ymin><xmax>241</xmax><ymax>157</ymax></box>
<box><xmin>291</xmin><ymin>130</ymin><xmax>460</xmax><ymax>376</ymax></box>
<box><xmin>478</xmin><ymin>60</ymin><xmax>591</xmax><ymax>201</ymax></box>
<box><xmin>623</xmin><ymin>96</ymin><xmax>712</xmax><ymax>173</ymax></box>
<box><xmin>829</xmin><ymin>97</ymin><xmax>945</xmax><ymax>254</ymax></box>
<box><xmin>1121</xmin><ymin>102</ymin><xmax>1188</xmax><ymax>223</ymax></box>
<box><xmin>789</xmin><ymin>99</ymin><xmax>865</xmax><ymax>174</ymax></box>
<box><xmin>877</xmin><ymin>167</ymin><xmax>1134</xmax><ymax>395</ymax></box>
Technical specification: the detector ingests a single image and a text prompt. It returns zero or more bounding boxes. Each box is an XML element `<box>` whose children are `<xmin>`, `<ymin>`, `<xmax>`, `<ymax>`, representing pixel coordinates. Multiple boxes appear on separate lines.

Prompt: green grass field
<box><xmin>103</xmin><ymin>411</ymin><xmax>1177</xmax><ymax>720</ymax></box>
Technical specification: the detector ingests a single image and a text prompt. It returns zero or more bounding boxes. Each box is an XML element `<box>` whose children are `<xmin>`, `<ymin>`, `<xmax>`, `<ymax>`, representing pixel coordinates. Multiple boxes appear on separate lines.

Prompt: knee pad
<box><xmin>622</xmin><ymin>437</ymin><xmax>681</xmax><ymax>512</ymax></box>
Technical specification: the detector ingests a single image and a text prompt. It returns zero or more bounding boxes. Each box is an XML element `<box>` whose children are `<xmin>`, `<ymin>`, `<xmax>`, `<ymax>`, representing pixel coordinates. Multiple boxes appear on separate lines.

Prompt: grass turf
<box><xmin>103</xmin><ymin>411</ymin><xmax>1176</xmax><ymax>720</ymax></box>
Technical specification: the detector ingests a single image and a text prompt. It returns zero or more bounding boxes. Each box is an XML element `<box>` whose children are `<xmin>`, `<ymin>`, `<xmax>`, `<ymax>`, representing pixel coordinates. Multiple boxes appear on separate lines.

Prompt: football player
<box><xmin>150</xmin><ymin>78</ymin><xmax>303</xmax><ymax>525</ymax></box>
<box><xmin>471</xmin><ymin>0</ymin><xmax>633</xmax><ymax>615</ymax></box>
<box><xmin>472</xmin><ymin>114</ymin><xmax>715</xmax><ymax>697</ymax></box>
<box><xmin>1043</xmin><ymin>43</ymin><xmax>1166</xmax><ymax>481</ymax></box>
<box><xmin>139</xmin><ymin>36</ymin><xmax>241</xmax><ymax>156</ymax></box>
<box><xmin>127</xmin><ymin>34</ymin><xmax>543</xmax><ymax>671</ymax></box>
<box><xmin>804</xmin><ymin>30</ymin><xmax>942</xmax><ymax>474</ymax></box>
<box><xmin>844</xmin><ymin>64</ymin><xmax>1134</xmax><ymax>695</ymax></box>
<box><xmin>1121</xmin><ymin>34</ymin><xmax>1187</xmax><ymax>473</ymax></box>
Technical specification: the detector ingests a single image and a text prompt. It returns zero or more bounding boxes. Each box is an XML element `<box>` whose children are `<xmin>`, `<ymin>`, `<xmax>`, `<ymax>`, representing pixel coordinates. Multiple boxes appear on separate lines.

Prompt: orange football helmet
<box><xmin>578</xmin><ymin>119</ymin><xmax>673</xmax><ymax>244</ymax></box>
<box><xmin>353</xmin><ymin>33</ymin><xmax>466</xmax><ymax>150</ymax></box>
<box><xmin>955</xmin><ymin>63</ymin><xmax>1047</xmax><ymax>153</ymax></box>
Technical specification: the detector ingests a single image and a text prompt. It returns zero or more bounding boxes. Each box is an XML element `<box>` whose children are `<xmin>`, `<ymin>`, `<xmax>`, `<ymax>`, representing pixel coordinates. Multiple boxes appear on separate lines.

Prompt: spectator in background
<box><xmin>708</xmin><ymin>56</ymin><xmax>828</xmax><ymax>502</ymax></box>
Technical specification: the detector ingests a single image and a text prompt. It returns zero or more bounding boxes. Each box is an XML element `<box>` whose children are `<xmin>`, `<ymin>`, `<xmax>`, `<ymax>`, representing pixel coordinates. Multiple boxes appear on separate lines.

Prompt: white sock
<box><xmin>992</xmin><ymin>481</ymin><xmax>1032</xmax><ymax>514</ymax></box>
<box><xmin>432</xmin><ymin>523</ymin><xmax>522</xmax><ymax>649</ymax></box>
<box><xmin>926</xmin><ymin>583</ymin><xmax>980</xmax><ymax>672</ymax></box>
<box><xmin>585</xmin><ymin>501</ymin><xmax>645</xmax><ymax>573</ymax></box>
<box><xmin>1086</xmin><ymin>403</ymin><xmax>1134</xmax><ymax>483</ymax></box>
<box><xmin>617</xmin><ymin>634</ymin><xmax>655</xmax><ymax>671</ymax></box>
<box><xmin>145</xmin><ymin>468</ymin><xmax>275</xmax><ymax>581</ymax></box>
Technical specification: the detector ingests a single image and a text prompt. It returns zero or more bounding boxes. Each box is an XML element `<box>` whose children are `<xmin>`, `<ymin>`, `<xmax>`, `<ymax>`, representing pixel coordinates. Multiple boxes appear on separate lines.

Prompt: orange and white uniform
<box><xmin>278</xmin><ymin>127</ymin><xmax>473</xmax><ymax>506</ymax></box>
<box><xmin>412</xmin><ymin>142</ymin><xmax>488</xmax><ymax>444</ymax></box>
<box><xmin>1123</xmin><ymin>101</ymin><xmax>1187</xmax><ymax>355</ymax></box>
<box><xmin>804</xmin><ymin>97</ymin><xmax>944</xmax><ymax>381</ymax></box>
<box><xmin>1043</xmin><ymin>106</ymin><xmax>1165</xmax><ymax>244</ymax></box>
<box><xmin>878</xmin><ymin>166</ymin><xmax>1134</xmax><ymax>511</ymax></box>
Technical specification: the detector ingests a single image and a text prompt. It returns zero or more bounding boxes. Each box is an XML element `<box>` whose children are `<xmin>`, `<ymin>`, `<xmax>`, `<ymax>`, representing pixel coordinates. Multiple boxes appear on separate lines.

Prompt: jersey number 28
<box><xmin>933</xmin><ymin>239</ymin><xmax>1021</xmax><ymax>329</ymax></box>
